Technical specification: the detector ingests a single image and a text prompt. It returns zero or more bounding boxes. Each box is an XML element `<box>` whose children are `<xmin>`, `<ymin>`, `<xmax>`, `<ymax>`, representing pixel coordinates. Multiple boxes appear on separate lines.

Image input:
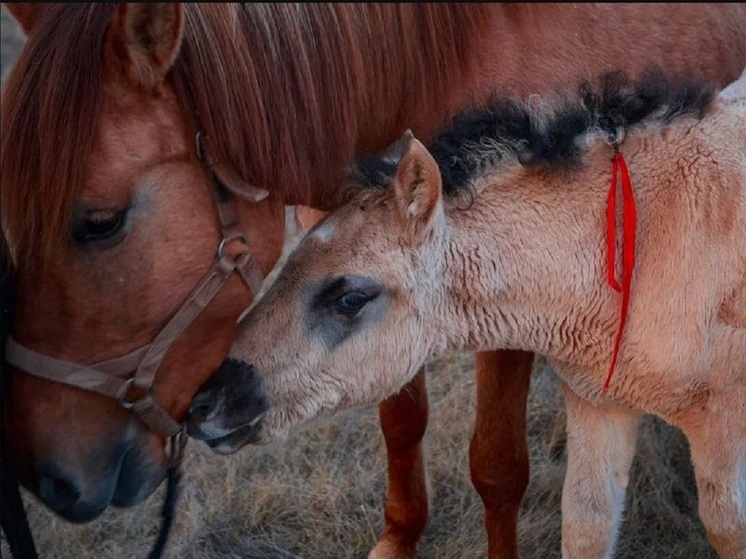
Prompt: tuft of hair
<box><xmin>352</xmin><ymin>66</ymin><xmax>718</xmax><ymax>197</ymax></box>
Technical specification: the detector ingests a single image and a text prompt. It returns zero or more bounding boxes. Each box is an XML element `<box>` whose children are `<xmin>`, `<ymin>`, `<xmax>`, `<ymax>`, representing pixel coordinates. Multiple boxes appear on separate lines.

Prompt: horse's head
<box><xmin>187</xmin><ymin>131</ymin><xmax>448</xmax><ymax>452</ymax></box>
<box><xmin>1</xmin><ymin>4</ymin><xmax>284</xmax><ymax>522</ymax></box>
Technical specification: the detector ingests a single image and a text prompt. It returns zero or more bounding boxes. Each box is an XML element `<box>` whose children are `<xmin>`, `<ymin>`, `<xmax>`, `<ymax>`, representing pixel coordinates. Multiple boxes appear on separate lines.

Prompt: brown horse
<box><xmin>1</xmin><ymin>3</ymin><xmax>745</xmax><ymax>557</ymax></box>
<box><xmin>189</xmin><ymin>69</ymin><xmax>746</xmax><ymax>558</ymax></box>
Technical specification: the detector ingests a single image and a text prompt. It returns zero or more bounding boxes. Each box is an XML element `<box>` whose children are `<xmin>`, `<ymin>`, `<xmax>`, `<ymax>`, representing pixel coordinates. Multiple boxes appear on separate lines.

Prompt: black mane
<box><xmin>354</xmin><ymin>67</ymin><xmax>717</xmax><ymax>196</ymax></box>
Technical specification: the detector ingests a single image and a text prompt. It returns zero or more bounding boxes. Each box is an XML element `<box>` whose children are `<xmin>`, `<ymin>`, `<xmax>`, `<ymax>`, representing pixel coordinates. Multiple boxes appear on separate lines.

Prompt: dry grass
<box><xmin>2</xmin><ymin>355</ymin><xmax>713</xmax><ymax>559</ymax></box>
<box><xmin>1</xmin><ymin>7</ymin><xmax>714</xmax><ymax>559</ymax></box>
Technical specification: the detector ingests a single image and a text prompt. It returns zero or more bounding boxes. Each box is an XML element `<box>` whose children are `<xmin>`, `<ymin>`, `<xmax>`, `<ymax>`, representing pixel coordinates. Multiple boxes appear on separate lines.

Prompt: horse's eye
<box><xmin>336</xmin><ymin>291</ymin><xmax>375</xmax><ymax>313</ymax></box>
<box><xmin>73</xmin><ymin>209</ymin><xmax>128</xmax><ymax>245</ymax></box>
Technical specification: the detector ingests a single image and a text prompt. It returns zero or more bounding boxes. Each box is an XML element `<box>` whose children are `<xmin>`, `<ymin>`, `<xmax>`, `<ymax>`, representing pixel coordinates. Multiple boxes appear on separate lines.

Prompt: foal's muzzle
<box><xmin>185</xmin><ymin>359</ymin><xmax>269</xmax><ymax>453</ymax></box>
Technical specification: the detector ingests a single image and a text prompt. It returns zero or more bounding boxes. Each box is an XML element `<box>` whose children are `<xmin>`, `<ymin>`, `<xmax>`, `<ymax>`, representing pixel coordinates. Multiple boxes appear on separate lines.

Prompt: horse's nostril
<box><xmin>38</xmin><ymin>466</ymin><xmax>82</xmax><ymax>512</ymax></box>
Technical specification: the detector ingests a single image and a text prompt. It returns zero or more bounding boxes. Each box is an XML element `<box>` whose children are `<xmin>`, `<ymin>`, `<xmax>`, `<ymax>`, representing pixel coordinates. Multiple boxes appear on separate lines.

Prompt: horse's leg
<box><xmin>561</xmin><ymin>384</ymin><xmax>641</xmax><ymax>559</ymax></box>
<box><xmin>469</xmin><ymin>350</ymin><xmax>533</xmax><ymax>559</ymax></box>
<box><xmin>681</xmin><ymin>389</ymin><xmax>746</xmax><ymax>558</ymax></box>
<box><xmin>369</xmin><ymin>369</ymin><xmax>429</xmax><ymax>559</ymax></box>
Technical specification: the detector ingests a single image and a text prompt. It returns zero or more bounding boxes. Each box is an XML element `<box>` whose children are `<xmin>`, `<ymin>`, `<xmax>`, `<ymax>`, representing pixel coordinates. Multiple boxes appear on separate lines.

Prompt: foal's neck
<box><xmin>435</xmin><ymin>149</ymin><xmax>624</xmax><ymax>373</ymax></box>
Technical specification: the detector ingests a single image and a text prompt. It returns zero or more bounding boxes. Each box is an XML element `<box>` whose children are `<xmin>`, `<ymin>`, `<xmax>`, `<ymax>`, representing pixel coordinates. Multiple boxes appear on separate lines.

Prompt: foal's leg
<box><xmin>561</xmin><ymin>384</ymin><xmax>641</xmax><ymax>559</ymax></box>
<box><xmin>469</xmin><ymin>350</ymin><xmax>533</xmax><ymax>559</ymax></box>
<box><xmin>681</xmin><ymin>389</ymin><xmax>746</xmax><ymax>559</ymax></box>
<box><xmin>369</xmin><ymin>369</ymin><xmax>429</xmax><ymax>559</ymax></box>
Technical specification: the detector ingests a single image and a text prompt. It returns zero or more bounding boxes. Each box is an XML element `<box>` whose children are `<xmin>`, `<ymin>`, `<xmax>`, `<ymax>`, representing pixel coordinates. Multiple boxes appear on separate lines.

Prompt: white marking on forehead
<box><xmin>310</xmin><ymin>220</ymin><xmax>336</xmax><ymax>243</ymax></box>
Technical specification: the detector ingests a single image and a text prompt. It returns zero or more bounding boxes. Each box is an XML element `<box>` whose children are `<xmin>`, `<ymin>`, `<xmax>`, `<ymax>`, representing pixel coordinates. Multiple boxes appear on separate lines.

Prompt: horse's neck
<box><xmin>434</xmin><ymin>153</ymin><xmax>623</xmax><ymax>371</ymax></box>
<box><xmin>349</xmin><ymin>6</ymin><xmax>494</xmax><ymax>151</ymax></box>
<box><xmin>212</xmin><ymin>3</ymin><xmax>746</xmax><ymax>208</ymax></box>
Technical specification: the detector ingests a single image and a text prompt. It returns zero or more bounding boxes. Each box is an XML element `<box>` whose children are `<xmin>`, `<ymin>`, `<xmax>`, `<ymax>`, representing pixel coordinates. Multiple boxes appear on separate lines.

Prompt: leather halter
<box><xmin>4</xmin><ymin>132</ymin><xmax>265</xmax><ymax>440</ymax></box>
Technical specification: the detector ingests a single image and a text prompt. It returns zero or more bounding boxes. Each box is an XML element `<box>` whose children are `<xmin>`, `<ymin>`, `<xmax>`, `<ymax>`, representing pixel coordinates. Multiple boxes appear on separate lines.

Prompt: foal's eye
<box><xmin>73</xmin><ymin>209</ymin><xmax>128</xmax><ymax>245</ymax></box>
<box><xmin>336</xmin><ymin>291</ymin><xmax>375</xmax><ymax>313</ymax></box>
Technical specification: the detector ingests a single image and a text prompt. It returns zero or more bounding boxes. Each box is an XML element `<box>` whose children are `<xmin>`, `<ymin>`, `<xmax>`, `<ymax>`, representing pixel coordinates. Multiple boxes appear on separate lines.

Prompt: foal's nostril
<box><xmin>187</xmin><ymin>391</ymin><xmax>214</xmax><ymax>420</ymax></box>
<box><xmin>38</xmin><ymin>466</ymin><xmax>82</xmax><ymax>512</ymax></box>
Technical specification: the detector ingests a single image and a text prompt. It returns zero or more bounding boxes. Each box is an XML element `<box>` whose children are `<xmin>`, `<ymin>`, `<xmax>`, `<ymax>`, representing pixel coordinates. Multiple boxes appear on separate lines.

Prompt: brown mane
<box><xmin>1</xmin><ymin>4</ymin><xmax>113</xmax><ymax>270</ymax></box>
<box><xmin>1</xmin><ymin>4</ymin><xmax>492</xmax><ymax>269</ymax></box>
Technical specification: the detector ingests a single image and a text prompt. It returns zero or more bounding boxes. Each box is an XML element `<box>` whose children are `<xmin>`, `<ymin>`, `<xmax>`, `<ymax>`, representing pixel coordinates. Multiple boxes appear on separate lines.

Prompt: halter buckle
<box><xmin>168</xmin><ymin>427</ymin><xmax>189</xmax><ymax>469</ymax></box>
<box><xmin>195</xmin><ymin>131</ymin><xmax>207</xmax><ymax>163</ymax></box>
<box><xmin>217</xmin><ymin>232</ymin><xmax>249</xmax><ymax>261</ymax></box>
<box><xmin>116</xmin><ymin>377</ymin><xmax>137</xmax><ymax>410</ymax></box>
<box><xmin>605</xmin><ymin>126</ymin><xmax>626</xmax><ymax>154</ymax></box>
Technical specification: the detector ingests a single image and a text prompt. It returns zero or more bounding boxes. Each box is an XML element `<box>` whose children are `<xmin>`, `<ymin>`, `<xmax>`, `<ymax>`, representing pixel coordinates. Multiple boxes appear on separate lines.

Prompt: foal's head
<box><xmin>1</xmin><ymin>4</ymin><xmax>284</xmax><ymax>521</ymax></box>
<box><xmin>187</xmin><ymin>132</ymin><xmax>448</xmax><ymax>451</ymax></box>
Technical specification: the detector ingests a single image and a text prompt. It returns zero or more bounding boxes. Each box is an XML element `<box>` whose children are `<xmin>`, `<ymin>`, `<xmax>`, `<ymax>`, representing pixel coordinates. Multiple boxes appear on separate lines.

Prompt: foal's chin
<box><xmin>195</xmin><ymin>410</ymin><xmax>303</xmax><ymax>454</ymax></box>
<box><xmin>203</xmin><ymin>426</ymin><xmax>264</xmax><ymax>455</ymax></box>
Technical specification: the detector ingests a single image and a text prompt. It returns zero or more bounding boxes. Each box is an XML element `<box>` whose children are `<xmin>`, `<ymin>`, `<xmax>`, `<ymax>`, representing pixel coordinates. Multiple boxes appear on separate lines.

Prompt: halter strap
<box><xmin>3</xmin><ymin>133</ymin><xmax>265</xmax><ymax>439</ymax></box>
<box><xmin>4</xmin><ymin>250</ymin><xmax>255</xmax><ymax>437</ymax></box>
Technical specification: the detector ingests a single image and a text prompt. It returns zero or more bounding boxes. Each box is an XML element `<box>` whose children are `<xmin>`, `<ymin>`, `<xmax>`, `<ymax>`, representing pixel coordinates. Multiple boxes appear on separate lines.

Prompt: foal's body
<box><xmin>431</xmin><ymin>99</ymin><xmax>746</xmax><ymax>557</ymax></box>
<box><xmin>190</xmin><ymin>74</ymin><xmax>746</xmax><ymax>557</ymax></box>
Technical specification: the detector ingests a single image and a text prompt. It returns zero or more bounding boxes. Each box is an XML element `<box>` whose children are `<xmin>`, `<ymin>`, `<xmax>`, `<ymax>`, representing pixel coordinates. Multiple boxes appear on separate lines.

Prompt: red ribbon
<box><xmin>603</xmin><ymin>151</ymin><xmax>636</xmax><ymax>393</ymax></box>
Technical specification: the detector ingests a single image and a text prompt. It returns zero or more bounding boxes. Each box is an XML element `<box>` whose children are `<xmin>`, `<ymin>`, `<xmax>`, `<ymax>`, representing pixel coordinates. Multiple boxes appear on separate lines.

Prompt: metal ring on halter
<box><xmin>195</xmin><ymin>131</ymin><xmax>206</xmax><ymax>163</ymax></box>
<box><xmin>116</xmin><ymin>377</ymin><xmax>137</xmax><ymax>410</ymax></box>
<box><xmin>217</xmin><ymin>232</ymin><xmax>249</xmax><ymax>260</ymax></box>
<box><xmin>605</xmin><ymin>126</ymin><xmax>626</xmax><ymax>153</ymax></box>
<box><xmin>168</xmin><ymin>428</ymin><xmax>189</xmax><ymax>468</ymax></box>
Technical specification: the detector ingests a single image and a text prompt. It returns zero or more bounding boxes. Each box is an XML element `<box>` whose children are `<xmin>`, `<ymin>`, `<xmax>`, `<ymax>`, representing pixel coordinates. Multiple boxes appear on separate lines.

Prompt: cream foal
<box><xmin>188</xmin><ymin>70</ymin><xmax>746</xmax><ymax>558</ymax></box>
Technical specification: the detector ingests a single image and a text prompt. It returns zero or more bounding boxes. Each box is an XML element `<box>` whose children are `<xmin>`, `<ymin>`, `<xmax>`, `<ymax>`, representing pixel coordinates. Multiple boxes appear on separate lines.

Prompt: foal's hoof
<box><xmin>368</xmin><ymin>538</ymin><xmax>419</xmax><ymax>559</ymax></box>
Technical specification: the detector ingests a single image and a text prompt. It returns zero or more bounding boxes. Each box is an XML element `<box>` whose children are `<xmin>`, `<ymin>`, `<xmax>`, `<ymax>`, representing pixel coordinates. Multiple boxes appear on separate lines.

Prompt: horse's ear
<box><xmin>4</xmin><ymin>3</ymin><xmax>45</xmax><ymax>35</ymax></box>
<box><xmin>393</xmin><ymin>132</ymin><xmax>443</xmax><ymax>245</ymax></box>
<box><xmin>104</xmin><ymin>3</ymin><xmax>184</xmax><ymax>91</ymax></box>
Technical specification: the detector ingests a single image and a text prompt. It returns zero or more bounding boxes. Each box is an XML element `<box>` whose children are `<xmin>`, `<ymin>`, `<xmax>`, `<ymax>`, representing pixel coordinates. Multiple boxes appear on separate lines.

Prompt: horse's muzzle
<box><xmin>185</xmin><ymin>359</ymin><xmax>269</xmax><ymax>453</ymax></box>
<box><xmin>36</xmin><ymin>462</ymin><xmax>107</xmax><ymax>523</ymax></box>
<box><xmin>32</xmin><ymin>433</ymin><xmax>166</xmax><ymax>523</ymax></box>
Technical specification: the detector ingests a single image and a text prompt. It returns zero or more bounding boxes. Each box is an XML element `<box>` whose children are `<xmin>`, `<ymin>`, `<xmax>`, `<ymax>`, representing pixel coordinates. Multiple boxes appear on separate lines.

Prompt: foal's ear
<box><xmin>104</xmin><ymin>3</ymin><xmax>184</xmax><ymax>91</ymax></box>
<box><xmin>382</xmin><ymin>129</ymin><xmax>415</xmax><ymax>165</ymax></box>
<box><xmin>393</xmin><ymin>131</ymin><xmax>443</xmax><ymax>245</ymax></box>
<box><xmin>4</xmin><ymin>3</ymin><xmax>45</xmax><ymax>35</ymax></box>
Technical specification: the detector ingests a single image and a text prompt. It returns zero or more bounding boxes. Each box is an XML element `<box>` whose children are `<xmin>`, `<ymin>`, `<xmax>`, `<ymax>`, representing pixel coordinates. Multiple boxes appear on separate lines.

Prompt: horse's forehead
<box><xmin>86</xmin><ymin>87</ymin><xmax>190</xmax><ymax>193</ymax></box>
